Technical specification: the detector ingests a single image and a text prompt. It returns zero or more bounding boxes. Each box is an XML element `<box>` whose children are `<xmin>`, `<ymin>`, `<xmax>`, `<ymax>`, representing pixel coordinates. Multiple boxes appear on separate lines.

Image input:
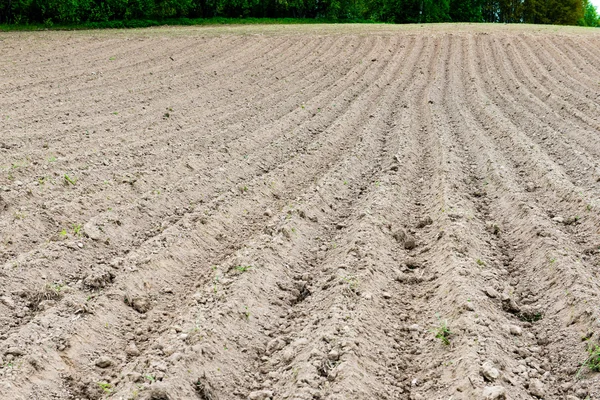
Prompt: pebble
<box><xmin>482</xmin><ymin>386</ymin><xmax>506</xmax><ymax>399</ymax></box>
<box><xmin>509</xmin><ymin>325</ymin><xmax>523</xmax><ymax>336</ymax></box>
<box><xmin>281</xmin><ymin>348</ymin><xmax>295</xmax><ymax>363</ymax></box>
<box><xmin>5</xmin><ymin>347</ymin><xmax>23</xmax><ymax>356</ymax></box>
<box><xmin>328</xmin><ymin>349</ymin><xmax>340</xmax><ymax>361</ymax></box>
<box><xmin>529</xmin><ymin>378</ymin><xmax>545</xmax><ymax>398</ymax></box>
<box><xmin>480</xmin><ymin>361</ymin><xmax>500</xmax><ymax>381</ymax></box>
<box><xmin>248</xmin><ymin>390</ymin><xmax>274</xmax><ymax>400</ymax></box>
<box><xmin>0</xmin><ymin>296</ymin><xmax>15</xmax><ymax>309</ymax></box>
<box><xmin>484</xmin><ymin>287</ymin><xmax>499</xmax><ymax>298</ymax></box>
<box><xmin>125</xmin><ymin>342</ymin><xmax>140</xmax><ymax>357</ymax></box>
<box><xmin>94</xmin><ymin>356</ymin><xmax>113</xmax><ymax>368</ymax></box>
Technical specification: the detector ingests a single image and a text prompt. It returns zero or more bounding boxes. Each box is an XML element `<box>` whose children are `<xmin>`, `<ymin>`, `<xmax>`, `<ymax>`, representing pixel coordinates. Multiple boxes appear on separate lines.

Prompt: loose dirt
<box><xmin>1</xmin><ymin>23</ymin><xmax>600</xmax><ymax>400</ymax></box>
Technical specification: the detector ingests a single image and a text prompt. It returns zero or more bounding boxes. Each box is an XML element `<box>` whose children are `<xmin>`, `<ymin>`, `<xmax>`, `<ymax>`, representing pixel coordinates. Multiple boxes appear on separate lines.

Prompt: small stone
<box><xmin>529</xmin><ymin>378</ymin><xmax>545</xmax><ymax>398</ymax></box>
<box><xmin>362</xmin><ymin>292</ymin><xmax>373</xmax><ymax>300</ymax></box>
<box><xmin>509</xmin><ymin>325</ymin><xmax>523</xmax><ymax>336</ymax></box>
<box><xmin>404</xmin><ymin>236</ymin><xmax>416</xmax><ymax>250</ymax></box>
<box><xmin>94</xmin><ymin>356</ymin><xmax>113</xmax><ymax>368</ymax></box>
<box><xmin>392</xmin><ymin>229</ymin><xmax>406</xmax><ymax>243</ymax></box>
<box><xmin>482</xmin><ymin>386</ymin><xmax>506</xmax><ymax>399</ymax></box>
<box><xmin>408</xmin><ymin>324</ymin><xmax>420</xmax><ymax>332</ymax></box>
<box><xmin>128</xmin><ymin>296</ymin><xmax>151</xmax><ymax>313</ymax></box>
<box><xmin>266</xmin><ymin>338</ymin><xmax>285</xmax><ymax>355</ymax></box>
<box><xmin>465</xmin><ymin>302</ymin><xmax>475</xmax><ymax>311</ymax></box>
<box><xmin>264</xmin><ymin>209</ymin><xmax>273</xmax><ymax>217</ymax></box>
<box><xmin>484</xmin><ymin>287</ymin><xmax>499</xmax><ymax>298</ymax></box>
<box><xmin>127</xmin><ymin>372</ymin><xmax>143</xmax><ymax>382</ymax></box>
<box><xmin>480</xmin><ymin>361</ymin><xmax>500</xmax><ymax>381</ymax></box>
<box><xmin>125</xmin><ymin>342</ymin><xmax>140</xmax><ymax>357</ymax></box>
<box><xmin>328</xmin><ymin>349</ymin><xmax>340</xmax><ymax>361</ymax></box>
<box><xmin>281</xmin><ymin>348</ymin><xmax>295</xmax><ymax>363</ymax></box>
<box><xmin>0</xmin><ymin>296</ymin><xmax>15</xmax><ymax>309</ymax></box>
<box><xmin>416</xmin><ymin>216</ymin><xmax>433</xmax><ymax>228</ymax></box>
<box><xmin>77</xmin><ymin>242</ymin><xmax>84</xmax><ymax>248</ymax></box>
<box><xmin>5</xmin><ymin>347</ymin><xmax>23</xmax><ymax>356</ymax></box>
<box><xmin>14</xmin><ymin>181</ymin><xmax>23</xmax><ymax>187</ymax></box>
<box><xmin>83</xmin><ymin>221</ymin><xmax>104</xmax><ymax>241</ymax></box>
<box><xmin>248</xmin><ymin>389</ymin><xmax>274</xmax><ymax>400</ymax></box>
<box><xmin>382</xmin><ymin>292</ymin><xmax>392</xmax><ymax>299</ymax></box>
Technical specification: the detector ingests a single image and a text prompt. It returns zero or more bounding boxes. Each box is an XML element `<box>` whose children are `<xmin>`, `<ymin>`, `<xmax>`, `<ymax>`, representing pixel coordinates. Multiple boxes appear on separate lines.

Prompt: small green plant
<box><xmin>244</xmin><ymin>306</ymin><xmax>250</xmax><ymax>320</ymax></box>
<box><xmin>577</xmin><ymin>343</ymin><xmax>600</xmax><ymax>378</ymax></box>
<box><xmin>48</xmin><ymin>156</ymin><xmax>57</xmax><ymax>163</ymax></box>
<box><xmin>235</xmin><ymin>265</ymin><xmax>252</xmax><ymax>273</ymax></box>
<box><xmin>432</xmin><ymin>319</ymin><xmax>452</xmax><ymax>345</ymax></box>
<box><xmin>97</xmin><ymin>382</ymin><xmax>112</xmax><ymax>394</ymax></box>
<box><xmin>60</xmin><ymin>229</ymin><xmax>68</xmax><ymax>237</ymax></box>
<box><xmin>342</xmin><ymin>275</ymin><xmax>359</xmax><ymax>291</ymax></box>
<box><xmin>476</xmin><ymin>259</ymin><xmax>485</xmax><ymax>266</ymax></box>
<box><xmin>145</xmin><ymin>374</ymin><xmax>155</xmax><ymax>382</ymax></box>
<box><xmin>72</xmin><ymin>223</ymin><xmax>83</xmax><ymax>236</ymax></box>
<box><xmin>586</xmin><ymin>204</ymin><xmax>593</xmax><ymax>212</ymax></box>
<box><xmin>64</xmin><ymin>174</ymin><xmax>77</xmax><ymax>185</ymax></box>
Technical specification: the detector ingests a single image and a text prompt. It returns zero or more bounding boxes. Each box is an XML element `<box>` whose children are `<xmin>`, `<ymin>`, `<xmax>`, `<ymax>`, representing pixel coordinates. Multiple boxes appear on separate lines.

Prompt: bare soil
<box><xmin>1</xmin><ymin>23</ymin><xmax>600</xmax><ymax>400</ymax></box>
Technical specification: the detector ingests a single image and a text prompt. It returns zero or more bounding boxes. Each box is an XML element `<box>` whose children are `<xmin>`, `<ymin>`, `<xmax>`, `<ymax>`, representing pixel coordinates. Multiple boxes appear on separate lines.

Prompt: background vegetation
<box><xmin>0</xmin><ymin>0</ymin><xmax>598</xmax><ymax>27</ymax></box>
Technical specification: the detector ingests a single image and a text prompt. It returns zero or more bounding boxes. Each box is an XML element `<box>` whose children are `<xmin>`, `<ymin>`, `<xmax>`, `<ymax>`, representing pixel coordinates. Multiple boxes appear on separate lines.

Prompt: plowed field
<box><xmin>1</xmin><ymin>23</ymin><xmax>600</xmax><ymax>400</ymax></box>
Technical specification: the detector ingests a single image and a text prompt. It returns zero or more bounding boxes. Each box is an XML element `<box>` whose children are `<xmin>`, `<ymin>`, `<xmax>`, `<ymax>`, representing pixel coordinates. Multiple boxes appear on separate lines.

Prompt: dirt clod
<box><xmin>94</xmin><ymin>356</ymin><xmax>113</xmax><ymax>368</ymax></box>
<box><xmin>482</xmin><ymin>386</ymin><xmax>506</xmax><ymax>400</ymax></box>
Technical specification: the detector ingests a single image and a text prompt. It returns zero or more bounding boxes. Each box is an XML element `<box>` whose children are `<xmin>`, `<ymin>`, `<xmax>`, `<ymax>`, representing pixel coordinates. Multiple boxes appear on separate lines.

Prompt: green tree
<box><xmin>581</xmin><ymin>0</ymin><xmax>599</xmax><ymax>25</ymax></box>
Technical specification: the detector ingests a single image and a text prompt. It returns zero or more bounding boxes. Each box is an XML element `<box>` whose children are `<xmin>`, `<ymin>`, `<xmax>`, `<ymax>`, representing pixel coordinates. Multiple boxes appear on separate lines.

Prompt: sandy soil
<box><xmin>1</xmin><ymin>23</ymin><xmax>600</xmax><ymax>400</ymax></box>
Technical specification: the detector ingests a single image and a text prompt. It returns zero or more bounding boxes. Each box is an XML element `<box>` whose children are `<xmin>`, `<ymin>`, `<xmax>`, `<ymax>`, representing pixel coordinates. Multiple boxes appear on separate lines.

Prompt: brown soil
<box><xmin>1</xmin><ymin>23</ymin><xmax>600</xmax><ymax>400</ymax></box>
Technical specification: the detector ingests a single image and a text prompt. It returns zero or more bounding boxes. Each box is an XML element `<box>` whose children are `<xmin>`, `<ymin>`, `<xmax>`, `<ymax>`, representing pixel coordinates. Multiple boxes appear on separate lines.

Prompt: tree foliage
<box><xmin>0</xmin><ymin>0</ymin><xmax>596</xmax><ymax>25</ymax></box>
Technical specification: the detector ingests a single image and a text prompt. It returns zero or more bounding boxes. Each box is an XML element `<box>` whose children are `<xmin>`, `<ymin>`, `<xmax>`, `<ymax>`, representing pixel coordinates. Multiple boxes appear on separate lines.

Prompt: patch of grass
<box><xmin>97</xmin><ymin>382</ymin><xmax>112</xmax><ymax>394</ymax></box>
<box><xmin>432</xmin><ymin>319</ymin><xmax>452</xmax><ymax>345</ymax></box>
<box><xmin>0</xmin><ymin>17</ymin><xmax>380</xmax><ymax>33</ymax></box>
<box><xmin>64</xmin><ymin>174</ymin><xmax>77</xmax><ymax>186</ymax></box>
<box><xmin>48</xmin><ymin>156</ymin><xmax>57</xmax><ymax>163</ymax></box>
<box><xmin>235</xmin><ymin>265</ymin><xmax>252</xmax><ymax>273</ymax></box>
<box><xmin>72</xmin><ymin>223</ymin><xmax>83</xmax><ymax>236</ymax></box>
<box><xmin>476</xmin><ymin>258</ymin><xmax>485</xmax><ymax>266</ymax></box>
<box><xmin>577</xmin><ymin>343</ymin><xmax>600</xmax><ymax>379</ymax></box>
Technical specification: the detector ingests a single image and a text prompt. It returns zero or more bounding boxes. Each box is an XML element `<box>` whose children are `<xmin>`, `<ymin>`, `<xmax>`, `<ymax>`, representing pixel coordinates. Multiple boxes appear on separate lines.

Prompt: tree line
<box><xmin>1</xmin><ymin>0</ymin><xmax>598</xmax><ymax>26</ymax></box>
